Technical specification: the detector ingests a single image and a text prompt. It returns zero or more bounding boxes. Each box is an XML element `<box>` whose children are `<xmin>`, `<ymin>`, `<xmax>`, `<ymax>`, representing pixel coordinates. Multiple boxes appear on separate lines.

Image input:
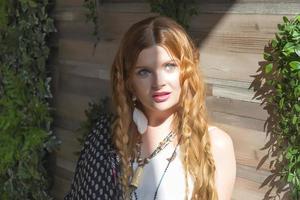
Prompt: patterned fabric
<box><xmin>64</xmin><ymin>114</ymin><xmax>124</xmax><ymax>200</ymax></box>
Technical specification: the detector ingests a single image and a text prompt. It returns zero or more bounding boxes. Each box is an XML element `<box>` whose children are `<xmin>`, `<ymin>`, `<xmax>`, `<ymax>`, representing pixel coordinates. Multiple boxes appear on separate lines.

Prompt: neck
<box><xmin>140</xmin><ymin>113</ymin><xmax>176</xmax><ymax>158</ymax></box>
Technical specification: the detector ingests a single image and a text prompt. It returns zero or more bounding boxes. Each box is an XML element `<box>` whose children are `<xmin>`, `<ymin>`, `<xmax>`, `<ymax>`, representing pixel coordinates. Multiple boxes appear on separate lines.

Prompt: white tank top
<box><xmin>131</xmin><ymin>126</ymin><xmax>216</xmax><ymax>200</ymax></box>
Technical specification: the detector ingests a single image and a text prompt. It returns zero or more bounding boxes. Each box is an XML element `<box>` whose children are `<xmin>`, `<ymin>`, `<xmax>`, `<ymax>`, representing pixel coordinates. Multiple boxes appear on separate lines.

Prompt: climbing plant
<box><xmin>83</xmin><ymin>0</ymin><xmax>103</xmax><ymax>49</ymax></box>
<box><xmin>76</xmin><ymin>97</ymin><xmax>113</xmax><ymax>151</ymax></box>
<box><xmin>251</xmin><ymin>14</ymin><xmax>300</xmax><ymax>199</ymax></box>
<box><xmin>83</xmin><ymin>0</ymin><xmax>199</xmax><ymax>45</ymax></box>
<box><xmin>148</xmin><ymin>0</ymin><xmax>199</xmax><ymax>29</ymax></box>
<box><xmin>0</xmin><ymin>0</ymin><xmax>59</xmax><ymax>199</ymax></box>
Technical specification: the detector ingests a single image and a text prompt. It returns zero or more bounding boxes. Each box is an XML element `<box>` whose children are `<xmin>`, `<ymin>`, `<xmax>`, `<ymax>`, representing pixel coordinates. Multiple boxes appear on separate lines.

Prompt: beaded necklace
<box><xmin>130</xmin><ymin>132</ymin><xmax>182</xmax><ymax>200</ymax></box>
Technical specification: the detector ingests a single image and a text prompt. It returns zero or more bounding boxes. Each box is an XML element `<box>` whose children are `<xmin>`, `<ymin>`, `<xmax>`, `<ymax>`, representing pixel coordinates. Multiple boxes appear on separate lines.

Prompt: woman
<box><xmin>65</xmin><ymin>16</ymin><xmax>236</xmax><ymax>200</ymax></box>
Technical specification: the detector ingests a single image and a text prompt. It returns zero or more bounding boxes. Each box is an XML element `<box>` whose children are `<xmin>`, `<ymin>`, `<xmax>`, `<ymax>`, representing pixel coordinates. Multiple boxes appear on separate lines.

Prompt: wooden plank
<box><xmin>54</xmin><ymin>92</ymin><xmax>96</xmax><ymax>122</ymax></box>
<box><xmin>232</xmin><ymin>177</ymin><xmax>269</xmax><ymax>200</ymax></box>
<box><xmin>236</xmin><ymin>163</ymin><xmax>271</xmax><ymax>184</ymax></box>
<box><xmin>206</xmin><ymin>96</ymin><xmax>268</xmax><ymax>121</ymax></box>
<box><xmin>191</xmin><ymin>13</ymin><xmax>289</xmax><ymax>52</ymax></box>
<box><xmin>212</xmin><ymin>85</ymin><xmax>259</xmax><ymax>103</ymax></box>
<box><xmin>55</xmin><ymin>0</ymin><xmax>85</xmax><ymax>8</ymax></box>
<box><xmin>205</xmin><ymin>77</ymin><xmax>250</xmax><ymax>89</ymax></box>
<box><xmin>209</xmin><ymin>110</ymin><xmax>265</xmax><ymax>132</ymax></box>
<box><xmin>200</xmin><ymin>49</ymin><xmax>262</xmax><ymax>83</ymax></box>
<box><xmin>58</xmin><ymin>59</ymin><xmax>110</xmax><ymax>80</ymax></box>
<box><xmin>211</xmin><ymin>123</ymin><xmax>270</xmax><ymax>170</ymax></box>
<box><xmin>53</xmin><ymin>113</ymin><xmax>82</xmax><ymax>132</ymax></box>
<box><xmin>58</xmin><ymin>38</ymin><xmax>119</xmax><ymax>65</ymax></box>
<box><xmin>58</xmin><ymin>67</ymin><xmax>111</xmax><ymax>97</ymax></box>
<box><xmin>51</xmin><ymin>175</ymin><xmax>71</xmax><ymax>200</ymax></box>
<box><xmin>99</xmin><ymin>2</ymin><xmax>150</xmax><ymax>13</ymax></box>
<box><xmin>194</xmin><ymin>31</ymin><xmax>272</xmax><ymax>54</ymax></box>
<box><xmin>196</xmin><ymin>3</ymin><xmax>300</xmax><ymax>15</ymax></box>
<box><xmin>99</xmin><ymin>12</ymin><xmax>156</xmax><ymax>40</ymax></box>
<box><xmin>53</xmin><ymin>7</ymin><xmax>85</xmax><ymax>22</ymax></box>
<box><xmin>99</xmin><ymin>2</ymin><xmax>300</xmax><ymax>15</ymax></box>
<box><xmin>54</xmin><ymin>92</ymin><xmax>112</xmax><ymax>125</ymax></box>
<box><xmin>55</xmin><ymin>21</ymin><xmax>94</xmax><ymax>40</ymax></box>
<box><xmin>56</xmin><ymin>156</ymin><xmax>77</xmax><ymax>173</ymax></box>
<box><xmin>54</xmin><ymin>164</ymin><xmax>74</xmax><ymax>181</ymax></box>
<box><xmin>54</xmin><ymin>128</ymin><xmax>82</xmax><ymax>163</ymax></box>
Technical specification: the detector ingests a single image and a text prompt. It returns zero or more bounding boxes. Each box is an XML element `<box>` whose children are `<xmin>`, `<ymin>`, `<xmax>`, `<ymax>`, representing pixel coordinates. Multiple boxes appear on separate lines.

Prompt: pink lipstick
<box><xmin>152</xmin><ymin>92</ymin><xmax>171</xmax><ymax>102</ymax></box>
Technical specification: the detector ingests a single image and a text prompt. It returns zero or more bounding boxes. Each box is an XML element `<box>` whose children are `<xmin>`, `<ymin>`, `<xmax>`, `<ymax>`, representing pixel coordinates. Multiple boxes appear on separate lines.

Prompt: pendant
<box><xmin>166</xmin><ymin>151</ymin><xmax>177</xmax><ymax>162</ymax></box>
<box><xmin>130</xmin><ymin>166</ymin><xmax>144</xmax><ymax>189</ymax></box>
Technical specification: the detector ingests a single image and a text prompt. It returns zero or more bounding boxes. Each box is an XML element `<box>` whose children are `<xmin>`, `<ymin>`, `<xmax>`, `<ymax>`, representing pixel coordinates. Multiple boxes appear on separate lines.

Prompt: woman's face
<box><xmin>131</xmin><ymin>45</ymin><xmax>181</xmax><ymax>117</ymax></box>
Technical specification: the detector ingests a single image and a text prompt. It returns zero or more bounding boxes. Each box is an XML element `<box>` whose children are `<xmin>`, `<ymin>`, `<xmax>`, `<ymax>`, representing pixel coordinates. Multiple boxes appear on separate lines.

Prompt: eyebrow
<box><xmin>135</xmin><ymin>59</ymin><xmax>178</xmax><ymax>69</ymax></box>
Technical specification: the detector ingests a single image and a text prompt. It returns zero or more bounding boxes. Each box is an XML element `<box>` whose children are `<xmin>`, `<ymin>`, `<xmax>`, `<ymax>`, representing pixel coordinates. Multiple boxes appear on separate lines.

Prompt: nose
<box><xmin>151</xmin><ymin>70</ymin><xmax>166</xmax><ymax>90</ymax></box>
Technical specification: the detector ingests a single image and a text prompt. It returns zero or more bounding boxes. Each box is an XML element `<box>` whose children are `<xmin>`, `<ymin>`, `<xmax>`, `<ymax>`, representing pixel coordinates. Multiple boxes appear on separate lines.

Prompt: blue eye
<box><xmin>165</xmin><ymin>63</ymin><xmax>177</xmax><ymax>71</ymax></box>
<box><xmin>137</xmin><ymin>69</ymin><xmax>151</xmax><ymax>77</ymax></box>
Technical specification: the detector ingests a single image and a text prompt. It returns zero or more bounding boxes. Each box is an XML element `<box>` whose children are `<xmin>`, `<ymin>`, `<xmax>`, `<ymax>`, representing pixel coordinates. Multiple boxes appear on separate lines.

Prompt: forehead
<box><xmin>135</xmin><ymin>45</ymin><xmax>176</xmax><ymax>66</ymax></box>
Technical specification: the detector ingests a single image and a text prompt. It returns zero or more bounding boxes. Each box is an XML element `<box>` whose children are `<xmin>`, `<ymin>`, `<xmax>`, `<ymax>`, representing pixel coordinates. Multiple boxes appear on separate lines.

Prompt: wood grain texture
<box><xmin>206</xmin><ymin>96</ymin><xmax>268</xmax><ymax>120</ymax></box>
<box><xmin>58</xmin><ymin>67</ymin><xmax>111</xmax><ymax>97</ymax></box>
<box><xmin>54</xmin><ymin>92</ymin><xmax>98</xmax><ymax>122</ymax></box>
<box><xmin>58</xmin><ymin>38</ymin><xmax>118</xmax><ymax>65</ymax></box>
<box><xmin>232</xmin><ymin>177</ymin><xmax>268</xmax><ymax>200</ymax></box>
<box><xmin>50</xmin><ymin>175</ymin><xmax>72</xmax><ymax>200</ymax></box>
<box><xmin>212</xmin><ymin>123</ymin><xmax>270</xmax><ymax>170</ymax></box>
<box><xmin>54</xmin><ymin>128</ymin><xmax>82</xmax><ymax>163</ymax></box>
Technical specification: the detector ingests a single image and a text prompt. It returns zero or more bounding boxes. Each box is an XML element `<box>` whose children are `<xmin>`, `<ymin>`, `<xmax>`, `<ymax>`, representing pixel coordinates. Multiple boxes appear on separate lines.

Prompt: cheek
<box><xmin>167</xmin><ymin>72</ymin><xmax>181</xmax><ymax>91</ymax></box>
<box><xmin>132</xmin><ymin>78</ymin><xmax>151</xmax><ymax>98</ymax></box>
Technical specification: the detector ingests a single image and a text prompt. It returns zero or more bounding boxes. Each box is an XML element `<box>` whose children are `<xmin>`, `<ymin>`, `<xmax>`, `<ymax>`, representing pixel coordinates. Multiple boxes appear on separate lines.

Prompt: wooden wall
<box><xmin>50</xmin><ymin>0</ymin><xmax>300</xmax><ymax>199</ymax></box>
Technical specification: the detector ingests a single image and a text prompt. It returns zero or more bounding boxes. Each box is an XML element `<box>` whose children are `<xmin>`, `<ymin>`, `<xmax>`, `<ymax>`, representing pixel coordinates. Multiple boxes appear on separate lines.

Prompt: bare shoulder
<box><xmin>208</xmin><ymin>125</ymin><xmax>236</xmax><ymax>200</ymax></box>
<box><xmin>208</xmin><ymin>126</ymin><xmax>233</xmax><ymax>150</ymax></box>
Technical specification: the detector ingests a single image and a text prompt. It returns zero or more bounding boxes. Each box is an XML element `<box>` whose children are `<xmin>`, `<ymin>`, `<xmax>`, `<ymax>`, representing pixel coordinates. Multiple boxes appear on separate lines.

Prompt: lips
<box><xmin>152</xmin><ymin>92</ymin><xmax>171</xmax><ymax>102</ymax></box>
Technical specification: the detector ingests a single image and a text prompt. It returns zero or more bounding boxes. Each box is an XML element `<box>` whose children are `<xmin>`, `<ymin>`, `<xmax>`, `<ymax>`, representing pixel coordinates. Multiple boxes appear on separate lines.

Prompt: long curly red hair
<box><xmin>110</xmin><ymin>16</ymin><xmax>218</xmax><ymax>200</ymax></box>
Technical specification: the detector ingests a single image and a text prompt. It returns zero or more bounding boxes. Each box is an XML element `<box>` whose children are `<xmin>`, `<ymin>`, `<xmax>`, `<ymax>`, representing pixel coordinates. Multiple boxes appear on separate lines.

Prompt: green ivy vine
<box><xmin>0</xmin><ymin>0</ymin><xmax>60</xmax><ymax>199</ymax></box>
<box><xmin>83</xmin><ymin>0</ymin><xmax>199</xmax><ymax>46</ymax></box>
<box><xmin>76</xmin><ymin>97</ymin><xmax>113</xmax><ymax>151</ymax></box>
<box><xmin>83</xmin><ymin>0</ymin><xmax>103</xmax><ymax>49</ymax></box>
<box><xmin>251</xmin><ymin>14</ymin><xmax>300</xmax><ymax>199</ymax></box>
<box><xmin>148</xmin><ymin>0</ymin><xmax>199</xmax><ymax>29</ymax></box>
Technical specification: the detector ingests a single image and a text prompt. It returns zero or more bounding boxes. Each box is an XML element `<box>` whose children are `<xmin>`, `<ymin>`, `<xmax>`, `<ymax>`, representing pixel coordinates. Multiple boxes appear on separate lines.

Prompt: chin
<box><xmin>153</xmin><ymin>103</ymin><xmax>178</xmax><ymax>113</ymax></box>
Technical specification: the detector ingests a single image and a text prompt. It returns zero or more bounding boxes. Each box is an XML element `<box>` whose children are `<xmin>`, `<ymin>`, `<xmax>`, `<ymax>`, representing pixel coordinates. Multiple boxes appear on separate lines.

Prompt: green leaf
<box><xmin>294</xmin><ymin>86</ymin><xmax>300</xmax><ymax>97</ymax></box>
<box><xmin>289</xmin><ymin>61</ymin><xmax>300</xmax><ymax>71</ymax></box>
<box><xmin>295</xmin><ymin>104</ymin><xmax>300</xmax><ymax>112</ymax></box>
<box><xmin>283</xmin><ymin>16</ymin><xmax>290</xmax><ymax>23</ymax></box>
<box><xmin>279</xmin><ymin>98</ymin><xmax>284</xmax><ymax>109</ymax></box>
<box><xmin>283</xmin><ymin>42</ymin><xmax>295</xmax><ymax>55</ymax></box>
<box><xmin>0</xmin><ymin>0</ymin><xmax>59</xmax><ymax>198</ymax></box>
<box><xmin>264</xmin><ymin>52</ymin><xmax>272</xmax><ymax>61</ymax></box>
<box><xmin>292</xmin><ymin>115</ymin><xmax>298</xmax><ymax>125</ymax></box>
<box><xmin>288</xmin><ymin>173</ymin><xmax>294</xmax><ymax>182</ymax></box>
<box><xmin>295</xmin><ymin>46</ymin><xmax>300</xmax><ymax>57</ymax></box>
<box><xmin>271</xmin><ymin>39</ymin><xmax>278</xmax><ymax>48</ymax></box>
<box><xmin>265</xmin><ymin>63</ymin><xmax>273</xmax><ymax>74</ymax></box>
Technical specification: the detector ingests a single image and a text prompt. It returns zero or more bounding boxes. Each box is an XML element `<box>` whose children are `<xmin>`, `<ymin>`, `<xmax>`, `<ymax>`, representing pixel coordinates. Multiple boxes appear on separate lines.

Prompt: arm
<box><xmin>209</xmin><ymin>127</ymin><xmax>236</xmax><ymax>200</ymax></box>
<box><xmin>64</xmin><ymin>114</ymin><xmax>122</xmax><ymax>200</ymax></box>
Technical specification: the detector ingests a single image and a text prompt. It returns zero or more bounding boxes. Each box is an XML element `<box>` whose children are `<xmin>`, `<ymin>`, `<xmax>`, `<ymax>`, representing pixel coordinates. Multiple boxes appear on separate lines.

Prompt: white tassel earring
<box><xmin>132</xmin><ymin>96</ymin><xmax>148</xmax><ymax>134</ymax></box>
